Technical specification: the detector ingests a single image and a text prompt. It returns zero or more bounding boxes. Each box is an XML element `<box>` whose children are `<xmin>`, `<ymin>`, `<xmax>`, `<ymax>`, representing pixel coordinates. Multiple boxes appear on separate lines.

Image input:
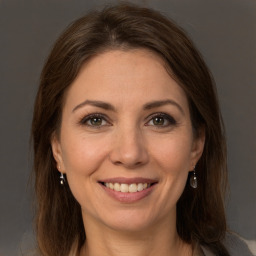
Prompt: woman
<box><xmin>31</xmin><ymin>3</ymin><xmax>253</xmax><ymax>256</ymax></box>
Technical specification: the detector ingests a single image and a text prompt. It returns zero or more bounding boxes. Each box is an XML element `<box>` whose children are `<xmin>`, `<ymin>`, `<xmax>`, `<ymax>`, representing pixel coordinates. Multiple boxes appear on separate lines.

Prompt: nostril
<box><xmin>114</xmin><ymin>160</ymin><xmax>122</xmax><ymax>166</ymax></box>
<box><xmin>134</xmin><ymin>161</ymin><xmax>143</xmax><ymax>166</ymax></box>
<box><xmin>115</xmin><ymin>160</ymin><xmax>144</xmax><ymax>167</ymax></box>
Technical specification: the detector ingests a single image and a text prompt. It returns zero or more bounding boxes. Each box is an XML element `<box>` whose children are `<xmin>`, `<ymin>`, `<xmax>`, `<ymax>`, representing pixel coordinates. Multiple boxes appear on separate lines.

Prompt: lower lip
<box><xmin>100</xmin><ymin>183</ymin><xmax>156</xmax><ymax>203</ymax></box>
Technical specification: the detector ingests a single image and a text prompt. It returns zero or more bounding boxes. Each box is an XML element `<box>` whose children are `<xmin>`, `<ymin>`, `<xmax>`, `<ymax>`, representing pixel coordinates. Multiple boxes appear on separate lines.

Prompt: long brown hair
<box><xmin>32</xmin><ymin>3</ymin><xmax>229</xmax><ymax>255</ymax></box>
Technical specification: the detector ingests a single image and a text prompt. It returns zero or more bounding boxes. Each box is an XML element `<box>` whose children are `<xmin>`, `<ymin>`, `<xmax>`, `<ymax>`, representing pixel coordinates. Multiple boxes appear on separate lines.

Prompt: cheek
<box><xmin>60</xmin><ymin>134</ymin><xmax>111</xmax><ymax>211</ymax></box>
<box><xmin>151</xmin><ymin>135</ymin><xmax>193</xmax><ymax>206</ymax></box>
<box><xmin>60</xmin><ymin>133</ymin><xmax>110</xmax><ymax>176</ymax></box>
<box><xmin>150</xmin><ymin>134</ymin><xmax>193</xmax><ymax>173</ymax></box>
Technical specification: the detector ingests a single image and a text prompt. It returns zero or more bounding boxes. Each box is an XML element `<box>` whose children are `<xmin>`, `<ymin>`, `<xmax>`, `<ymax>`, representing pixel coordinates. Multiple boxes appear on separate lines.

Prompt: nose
<box><xmin>109</xmin><ymin>126</ymin><xmax>149</xmax><ymax>169</ymax></box>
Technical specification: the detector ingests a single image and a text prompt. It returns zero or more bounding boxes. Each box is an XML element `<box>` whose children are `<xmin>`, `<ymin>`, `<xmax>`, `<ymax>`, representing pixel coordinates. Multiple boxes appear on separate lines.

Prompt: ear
<box><xmin>190</xmin><ymin>127</ymin><xmax>205</xmax><ymax>170</ymax></box>
<box><xmin>51</xmin><ymin>133</ymin><xmax>66</xmax><ymax>174</ymax></box>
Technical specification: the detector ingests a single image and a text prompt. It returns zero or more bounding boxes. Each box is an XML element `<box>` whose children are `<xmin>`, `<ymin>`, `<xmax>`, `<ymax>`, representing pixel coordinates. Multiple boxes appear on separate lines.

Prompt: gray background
<box><xmin>0</xmin><ymin>0</ymin><xmax>255</xmax><ymax>255</ymax></box>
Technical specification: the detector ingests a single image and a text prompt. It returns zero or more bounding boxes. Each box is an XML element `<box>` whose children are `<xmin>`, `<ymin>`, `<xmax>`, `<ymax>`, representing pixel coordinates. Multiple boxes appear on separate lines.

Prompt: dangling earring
<box><xmin>57</xmin><ymin>165</ymin><xmax>65</xmax><ymax>185</ymax></box>
<box><xmin>190</xmin><ymin>167</ymin><xmax>197</xmax><ymax>188</ymax></box>
<box><xmin>60</xmin><ymin>172</ymin><xmax>65</xmax><ymax>185</ymax></box>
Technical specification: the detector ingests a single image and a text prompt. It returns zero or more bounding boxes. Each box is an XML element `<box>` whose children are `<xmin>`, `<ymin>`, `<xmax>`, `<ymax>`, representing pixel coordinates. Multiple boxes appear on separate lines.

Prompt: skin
<box><xmin>51</xmin><ymin>49</ymin><xmax>205</xmax><ymax>256</ymax></box>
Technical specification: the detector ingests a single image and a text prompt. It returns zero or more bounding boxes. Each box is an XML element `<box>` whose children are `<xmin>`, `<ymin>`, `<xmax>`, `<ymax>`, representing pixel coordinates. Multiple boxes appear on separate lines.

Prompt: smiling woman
<box><xmin>31</xmin><ymin>3</ymin><xmax>252</xmax><ymax>256</ymax></box>
<box><xmin>51</xmin><ymin>48</ymin><xmax>203</xmax><ymax>237</ymax></box>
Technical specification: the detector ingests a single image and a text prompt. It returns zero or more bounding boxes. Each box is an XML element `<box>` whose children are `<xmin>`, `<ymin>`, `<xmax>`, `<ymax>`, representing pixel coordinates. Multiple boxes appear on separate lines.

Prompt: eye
<box><xmin>88</xmin><ymin>117</ymin><xmax>105</xmax><ymax>126</ymax></box>
<box><xmin>151</xmin><ymin>116</ymin><xmax>166</xmax><ymax>126</ymax></box>
<box><xmin>79</xmin><ymin>113</ymin><xmax>110</xmax><ymax>127</ymax></box>
<box><xmin>146</xmin><ymin>113</ymin><xmax>177</xmax><ymax>127</ymax></box>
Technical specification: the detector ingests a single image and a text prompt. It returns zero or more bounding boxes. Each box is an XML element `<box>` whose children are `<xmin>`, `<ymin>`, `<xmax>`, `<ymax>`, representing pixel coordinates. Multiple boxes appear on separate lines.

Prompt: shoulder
<box><xmin>224</xmin><ymin>232</ymin><xmax>255</xmax><ymax>256</ymax></box>
<box><xmin>200</xmin><ymin>232</ymin><xmax>255</xmax><ymax>256</ymax></box>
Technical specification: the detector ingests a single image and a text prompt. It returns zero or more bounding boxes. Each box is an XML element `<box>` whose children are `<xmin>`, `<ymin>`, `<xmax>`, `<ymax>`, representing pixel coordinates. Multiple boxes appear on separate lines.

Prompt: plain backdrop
<box><xmin>0</xmin><ymin>0</ymin><xmax>255</xmax><ymax>255</ymax></box>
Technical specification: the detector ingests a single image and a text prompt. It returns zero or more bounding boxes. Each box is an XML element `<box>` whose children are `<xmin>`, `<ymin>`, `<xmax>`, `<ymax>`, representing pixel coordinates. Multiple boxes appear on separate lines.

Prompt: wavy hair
<box><xmin>31</xmin><ymin>3</ymin><xmax>228</xmax><ymax>255</ymax></box>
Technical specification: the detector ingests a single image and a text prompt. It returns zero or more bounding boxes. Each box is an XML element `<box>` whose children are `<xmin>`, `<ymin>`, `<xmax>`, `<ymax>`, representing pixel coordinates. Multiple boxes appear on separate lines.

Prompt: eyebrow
<box><xmin>143</xmin><ymin>99</ymin><xmax>185</xmax><ymax>115</ymax></box>
<box><xmin>72</xmin><ymin>100</ymin><xmax>116</xmax><ymax>112</ymax></box>
<box><xmin>72</xmin><ymin>99</ymin><xmax>184</xmax><ymax>115</ymax></box>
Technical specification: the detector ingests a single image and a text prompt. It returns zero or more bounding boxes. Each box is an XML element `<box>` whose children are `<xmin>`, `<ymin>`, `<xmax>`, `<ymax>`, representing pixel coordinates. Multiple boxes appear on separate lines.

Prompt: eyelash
<box><xmin>146</xmin><ymin>113</ymin><xmax>177</xmax><ymax>128</ymax></box>
<box><xmin>78</xmin><ymin>113</ymin><xmax>110</xmax><ymax>128</ymax></box>
<box><xmin>78</xmin><ymin>112</ymin><xmax>177</xmax><ymax>128</ymax></box>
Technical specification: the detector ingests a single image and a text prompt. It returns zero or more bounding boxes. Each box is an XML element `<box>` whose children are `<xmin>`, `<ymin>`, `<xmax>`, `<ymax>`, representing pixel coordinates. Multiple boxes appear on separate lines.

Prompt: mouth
<box><xmin>98</xmin><ymin>177</ymin><xmax>158</xmax><ymax>203</ymax></box>
<box><xmin>101</xmin><ymin>182</ymin><xmax>156</xmax><ymax>193</ymax></box>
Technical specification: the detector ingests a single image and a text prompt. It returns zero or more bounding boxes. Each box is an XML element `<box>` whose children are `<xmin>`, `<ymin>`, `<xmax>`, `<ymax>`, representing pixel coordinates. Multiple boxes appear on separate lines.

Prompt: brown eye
<box><xmin>89</xmin><ymin>117</ymin><xmax>103</xmax><ymax>126</ymax></box>
<box><xmin>79</xmin><ymin>114</ymin><xmax>109</xmax><ymax>127</ymax></box>
<box><xmin>146</xmin><ymin>113</ymin><xmax>177</xmax><ymax>127</ymax></box>
<box><xmin>152</xmin><ymin>117</ymin><xmax>165</xmax><ymax>125</ymax></box>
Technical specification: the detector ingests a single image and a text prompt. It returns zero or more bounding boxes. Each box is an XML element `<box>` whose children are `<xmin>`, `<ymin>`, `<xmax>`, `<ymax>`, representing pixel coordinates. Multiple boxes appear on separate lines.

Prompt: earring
<box><xmin>60</xmin><ymin>172</ymin><xmax>65</xmax><ymax>185</ymax></box>
<box><xmin>57</xmin><ymin>165</ymin><xmax>65</xmax><ymax>185</ymax></box>
<box><xmin>190</xmin><ymin>167</ymin><xmax>197</xmax><ymax>188</ymax></box>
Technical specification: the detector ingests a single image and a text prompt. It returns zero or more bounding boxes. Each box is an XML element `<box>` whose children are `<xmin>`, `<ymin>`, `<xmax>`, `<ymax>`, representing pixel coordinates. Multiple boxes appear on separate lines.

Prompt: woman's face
<box><xmin>52</xmin><ymin>49</ymin><xmax>204</xmax><ymax>233</ymax></box>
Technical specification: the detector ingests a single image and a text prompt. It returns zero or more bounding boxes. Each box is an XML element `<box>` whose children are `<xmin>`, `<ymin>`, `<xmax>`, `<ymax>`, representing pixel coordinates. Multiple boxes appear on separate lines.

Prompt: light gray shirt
<box><xmin>200</xmin><ymin>233</ymin><xmax>254</xmax><ymax>256</ymax></box>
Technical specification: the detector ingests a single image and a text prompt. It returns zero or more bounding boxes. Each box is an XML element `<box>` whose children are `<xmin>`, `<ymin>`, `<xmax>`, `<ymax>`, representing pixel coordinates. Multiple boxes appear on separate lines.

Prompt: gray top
<box><xmin>200</xmin><ymin>233</ymin><xmax>254</xmax><ymax>256</ymax></box>
<box><xmin>66</xmin><ymin>233</ymin><xmax>254</xmax><ymax>256</ymax></box>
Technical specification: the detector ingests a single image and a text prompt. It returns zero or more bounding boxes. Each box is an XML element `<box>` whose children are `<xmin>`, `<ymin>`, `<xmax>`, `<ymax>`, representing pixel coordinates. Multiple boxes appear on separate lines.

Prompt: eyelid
<box><xmin>145</xmin><ymin>112</ymin><xmax>177</xmax><ymax>127</ymax></box>
<box><xmin>78</xmin><ymin>113</ymin><xmax>111</xmax><ymax>127</ymax></box>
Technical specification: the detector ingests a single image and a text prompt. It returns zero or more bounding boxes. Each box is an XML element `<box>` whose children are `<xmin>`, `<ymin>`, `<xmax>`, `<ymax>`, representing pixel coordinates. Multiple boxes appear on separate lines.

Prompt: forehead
<box><xmin>76</xmin><ymin>48</ymin><xmax>168</xmax><ymax>85</ymax></box>
<box><xmin>63</xmin><ymin>49</ymin><xmax>188</xmax><ymax>111</ymax></box>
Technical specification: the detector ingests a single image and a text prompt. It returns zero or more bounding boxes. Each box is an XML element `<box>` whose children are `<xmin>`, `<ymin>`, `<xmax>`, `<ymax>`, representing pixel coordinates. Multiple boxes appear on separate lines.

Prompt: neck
<box><xmin>79</xmin><ymin>214</ymin><xmax>192</xmax><ymax>256</ymax></box>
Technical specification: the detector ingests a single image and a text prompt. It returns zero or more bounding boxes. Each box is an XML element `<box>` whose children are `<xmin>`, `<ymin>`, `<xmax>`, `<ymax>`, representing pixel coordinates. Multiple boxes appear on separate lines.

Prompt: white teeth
<box><xmin>120</xmin><ymin>184</ymin><xmax>129</xmax><ymax>192</ymax></box>
<box><xmin>104</xmin><ymin>182</ymin><xmax>151</xmax><ymax>193</ymax></box>
<box><xmin>114</xmin><ymin>183</ymin><xmax>120</xmax><ymax>191</ymax></box>
<box><xmin>109</xmin><ymin>183</ymin><xmax>114</xmax><ymax>190</ymax></box>
<box><xmin>129</xmin><ymin>183</ymin><xmax>137</xmax><ymax>193</ymax></box>
<box><xmin>137</xmin><ymin>183</ymin><xmax>144</xmax><ymax>191</ymax></box>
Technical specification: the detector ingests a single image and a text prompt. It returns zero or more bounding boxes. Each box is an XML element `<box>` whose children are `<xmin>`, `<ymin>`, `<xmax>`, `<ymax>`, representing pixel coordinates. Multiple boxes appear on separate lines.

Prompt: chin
<box><xmin>98</xmin><ymin>208</ymin><xmax>159</xmax><ymax>233</ymax></box>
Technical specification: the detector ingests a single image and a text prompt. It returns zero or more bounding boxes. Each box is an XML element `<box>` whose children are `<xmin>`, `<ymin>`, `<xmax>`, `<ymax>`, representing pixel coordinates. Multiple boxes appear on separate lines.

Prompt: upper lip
<box><xmin>99</xmin><ymin>177</ymin><xmax>158</xmax><ymax>184</ymax></box>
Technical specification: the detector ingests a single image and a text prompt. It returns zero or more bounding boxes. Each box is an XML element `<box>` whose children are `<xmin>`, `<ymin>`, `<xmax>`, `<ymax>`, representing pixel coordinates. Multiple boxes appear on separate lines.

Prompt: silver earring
<box><xmin>60</xmin><ymin>172</ymin><xmax>65</xmax><ymax>185</ymax></box>
<box><xmin>190</xmin><ymin>167</ymin><xmax>197</xmax><ymax>188</ymax></box>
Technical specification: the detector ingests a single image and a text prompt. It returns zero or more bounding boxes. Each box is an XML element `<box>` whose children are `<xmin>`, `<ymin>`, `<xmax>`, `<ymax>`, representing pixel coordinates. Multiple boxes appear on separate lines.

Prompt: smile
<box><xmin>104</xmin><ymin>182</ymin><xmax>150</xmax><ymax>193</ymax></box>
<box><xmin>99</xmin><ymin>177</ymin><xmax>158</xmax><ymax>203</ymax></box>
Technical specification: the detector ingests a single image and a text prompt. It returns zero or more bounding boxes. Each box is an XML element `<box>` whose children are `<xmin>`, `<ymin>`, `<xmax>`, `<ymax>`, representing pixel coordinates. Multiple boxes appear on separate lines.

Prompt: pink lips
<box><xmin>98</xmin><ymin>177</ymin><xmax>158</xmax><ymax>203</ymax></box>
